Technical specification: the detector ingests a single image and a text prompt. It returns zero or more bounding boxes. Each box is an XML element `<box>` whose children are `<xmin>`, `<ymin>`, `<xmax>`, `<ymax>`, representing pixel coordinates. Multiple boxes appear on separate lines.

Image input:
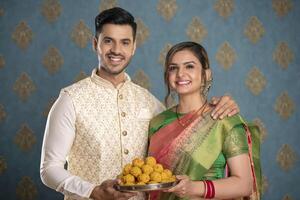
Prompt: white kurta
<box><xmin>40</xmin><ymin>69</ymin><xmax>165</xmax><ymax>199</ymax></box>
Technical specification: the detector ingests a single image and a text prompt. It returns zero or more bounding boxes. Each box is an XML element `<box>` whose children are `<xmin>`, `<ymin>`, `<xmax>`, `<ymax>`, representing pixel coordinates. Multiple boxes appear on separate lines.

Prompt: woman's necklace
<box><xmin>175</xmin><ymin>100</ymin><xmax>207</xmax><ymax>127</ymax></box>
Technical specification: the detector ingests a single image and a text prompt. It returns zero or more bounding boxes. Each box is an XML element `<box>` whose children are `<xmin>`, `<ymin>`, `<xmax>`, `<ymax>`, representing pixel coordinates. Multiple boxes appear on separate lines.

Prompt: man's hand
<box><xmin>210</xmin><ymin>95</ymin><xmax>240</xmax><ymax>120</ymax></box>
<box><xmin>90</xmin><ymin>179</ymin><xmax>137</xmax><ymax>200</ymax></box>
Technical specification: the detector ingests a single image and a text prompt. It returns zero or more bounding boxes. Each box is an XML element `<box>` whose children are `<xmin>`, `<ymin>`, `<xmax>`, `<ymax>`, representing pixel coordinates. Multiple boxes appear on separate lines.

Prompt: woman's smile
<box><xmin>175</xmin><ymin>80</ymin><xmax>191</xmax><ymax>86</ymax></box>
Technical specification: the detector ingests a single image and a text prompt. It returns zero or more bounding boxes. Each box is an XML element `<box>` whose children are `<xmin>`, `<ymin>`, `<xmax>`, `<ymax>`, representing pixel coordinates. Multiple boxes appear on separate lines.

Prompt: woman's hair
<box><xmin>164</xmin><ymin>41</ymin><xmax>211</xmax><ymax>106</ymax></box>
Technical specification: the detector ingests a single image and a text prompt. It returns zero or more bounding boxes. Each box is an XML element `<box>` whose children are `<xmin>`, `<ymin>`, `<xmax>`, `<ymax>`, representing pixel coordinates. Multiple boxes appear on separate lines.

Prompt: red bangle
<box><xmin>207</xmin><ymin>180</ymin><xmax>212</xmax><ymax>198</ymax></box>
<box><xmin>204</xmin><ymin>180</ymin><xmax>215</xmax><ymax>199</ymax></box>
<box><xmin>202</xmin><ymin>181</ymin><xmax>207</xmax><ymax>198</ymax></box>
<box><xmin>210</xmin><ymin>180</ymin><xmax>215</xmax><ymax>198</ymax></box>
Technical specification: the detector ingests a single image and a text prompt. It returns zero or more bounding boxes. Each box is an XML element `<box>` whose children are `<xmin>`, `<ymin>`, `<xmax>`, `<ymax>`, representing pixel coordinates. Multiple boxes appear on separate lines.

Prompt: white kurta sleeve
<box><xmin>40</xmin><ymin>91</ymin><xmax>96</xmax><ymax>198</ymax></box>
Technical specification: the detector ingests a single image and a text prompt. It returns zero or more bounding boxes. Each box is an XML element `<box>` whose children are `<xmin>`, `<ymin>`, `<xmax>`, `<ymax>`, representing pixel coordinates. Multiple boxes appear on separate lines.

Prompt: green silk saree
<box><xmin>148</xmin><ymin>108</ymin><xmax>261</xmax><ymax>200</ymax></box>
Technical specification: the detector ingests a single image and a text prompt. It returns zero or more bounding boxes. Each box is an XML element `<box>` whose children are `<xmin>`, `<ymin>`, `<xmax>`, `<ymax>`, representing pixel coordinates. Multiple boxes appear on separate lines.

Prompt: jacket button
<box><xmin>122</xmin><ymin>131</ymin><xmax>127</xmax><ymax>136</ymax></box>
<box><xmin>124</xmin><ymin>149</ymin><xmax>129</xmax><ymax>155</ymax></box>
<box><xmin>121</xmin><ymin>112</ymin><xmax>126</xmax><ymax>117</ymax></box>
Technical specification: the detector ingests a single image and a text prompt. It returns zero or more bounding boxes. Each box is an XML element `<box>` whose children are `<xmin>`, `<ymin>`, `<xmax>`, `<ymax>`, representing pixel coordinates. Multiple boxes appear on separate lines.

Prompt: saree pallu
<box><xmin>148</xmin><ymin>109</ymin><xmax>261</xmax><ymax>200</ymax></box>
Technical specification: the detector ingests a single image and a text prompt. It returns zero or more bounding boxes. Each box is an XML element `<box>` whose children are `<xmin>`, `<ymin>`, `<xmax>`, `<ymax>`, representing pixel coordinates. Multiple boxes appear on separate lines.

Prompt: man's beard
<box><xmin>101</xmin><ymin>57</ymin><xmax>132</xmax><ymax>75</ymax></box>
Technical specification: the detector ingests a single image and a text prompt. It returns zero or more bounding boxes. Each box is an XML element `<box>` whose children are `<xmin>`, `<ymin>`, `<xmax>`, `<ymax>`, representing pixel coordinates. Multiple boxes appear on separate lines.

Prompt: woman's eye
<box><xmin>168</xmin><ymin>66</ymin><xmax>177</xmax><ymax>72</ymax></box>
<box><xmin>186</xmin><ymin>64</ymin><xmax>194</xmax><ymax>69</ymax></box>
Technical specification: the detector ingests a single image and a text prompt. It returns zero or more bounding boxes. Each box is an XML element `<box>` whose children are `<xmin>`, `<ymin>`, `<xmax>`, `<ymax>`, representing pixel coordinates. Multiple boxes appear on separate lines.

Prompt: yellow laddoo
<box><xmin>150</xmin><ymin>171</ymin><xmax>162</xmax><ymax>183</ymax></box>
<box><xmin>130</xmin><ymin>166</ymin><xmax>142</xmax><ymax>177</ymax></box>
<box><xmin>153</xmin><ymin>164</ymin><xmax>164</xmax><ymax>173</ymax></box>
<box><xmin>123</xmin><ymin>174</ymin><xmax>135</xmax><ymax>184</ymax></box>
<box><xmin>141</xmin><ymin>164</ymin><xmax>154</xmax><ymax>175</ymax></box>
<box><xmin>137</xmin><ymin>173</ymin><xmax>150</xmax><ymax>183</ymax></box>
<box><xmin>168</xmin><ymin>175</ymin><xmax>176</xmax><ymax>182</ymax></box>
<box><xmin>123</xmin><ymin>163</ymin><xmax>132</xmax><ymax>175</ymax></box>
<box><xmin>132</xmin><ymin>158</ymin><xmax>144</xmax><ymax>168</ymax></box>
<box><xmin>161</xmin><ymin>179</ymin><xmax>170</xmax><ymax>183</ymax></box>
<box><xmin>160</xmin><ymin>171</ymin><xmax>169</xmax><ymax>182</ymax></box>
<box><xmin>145</xmin><ymin>156</ymin><xmax>157</xmax><ymax>166</ymax></box>
<box><xmin>121</xmin><ymin>176</ymin><xmax>126</xmax><ymax>184</ymax></box>
<box><xmin>163</xmin><ymin>169</ymin><xmax>172</xmax><ymax>177</ymax></box>
<box><xmin>118</xmin><ymin>156</ymin><xmax>176</xmax><ymax>186</ymax></box>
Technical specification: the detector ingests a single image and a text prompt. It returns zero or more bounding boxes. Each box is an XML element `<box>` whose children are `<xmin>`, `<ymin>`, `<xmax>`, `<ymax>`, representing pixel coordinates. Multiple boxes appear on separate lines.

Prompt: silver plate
<box><xmin>115</xmin><ymin>180</ymin><xmax>179</xmax><ymax>192</ymax></box>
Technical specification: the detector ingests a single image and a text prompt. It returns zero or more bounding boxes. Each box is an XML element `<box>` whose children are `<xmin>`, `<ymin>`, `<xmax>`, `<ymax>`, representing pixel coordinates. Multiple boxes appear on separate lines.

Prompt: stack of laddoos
<box><xmin>118</xmin><ymin>156</ymin><xmax>176</xmax><ymax>185</ymax></box>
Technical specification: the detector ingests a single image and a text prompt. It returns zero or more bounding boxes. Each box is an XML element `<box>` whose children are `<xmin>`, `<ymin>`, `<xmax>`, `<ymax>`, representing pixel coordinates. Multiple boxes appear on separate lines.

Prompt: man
<box><xmin>40</xmin><ymin>7</ymin><xmax>239</xmax><ymax>200</ymax></box>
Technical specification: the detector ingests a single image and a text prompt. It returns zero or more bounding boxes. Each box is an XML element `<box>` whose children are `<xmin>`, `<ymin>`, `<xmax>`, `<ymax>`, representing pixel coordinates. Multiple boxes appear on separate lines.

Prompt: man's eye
<box><xmin>103</xmin><ymin>39</ymin><xmax>112</xmax><ymax>44</ymax></box>
<box><xmin>123</xmin><ymin>41</ymin><xmax>130</xmax><ymax>45</ymax></box>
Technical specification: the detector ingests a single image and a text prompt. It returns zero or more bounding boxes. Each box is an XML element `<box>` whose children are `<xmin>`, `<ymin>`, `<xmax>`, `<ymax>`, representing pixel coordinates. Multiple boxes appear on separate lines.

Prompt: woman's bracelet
<box><xmin>202</xmin><ymin>180</ymin><xmax>215</xmax><ymax>199</ymax></box>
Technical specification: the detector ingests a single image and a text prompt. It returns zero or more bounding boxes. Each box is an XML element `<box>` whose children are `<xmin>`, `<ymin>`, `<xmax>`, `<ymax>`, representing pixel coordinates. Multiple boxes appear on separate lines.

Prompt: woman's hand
<box><xmin>165</xmin><ymin>175</ymin><xmax>202</xmax><ymax>199</ymax></box>
<box><xmin>210</xmin><ymin>95</ymin><xmax>240</xmax><ymax>119</ymax></box>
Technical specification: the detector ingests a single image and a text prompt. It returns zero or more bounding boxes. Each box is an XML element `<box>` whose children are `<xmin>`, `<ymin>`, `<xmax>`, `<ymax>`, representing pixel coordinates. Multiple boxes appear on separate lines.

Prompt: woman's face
<box><xmin>167</xmin><ymin>49</ymin><xmax>203</xmax><ymax>96</ymax></box>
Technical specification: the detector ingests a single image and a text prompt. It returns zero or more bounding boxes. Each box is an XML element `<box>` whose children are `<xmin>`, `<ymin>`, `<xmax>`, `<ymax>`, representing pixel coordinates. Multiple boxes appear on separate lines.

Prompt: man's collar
<box><xmin>90</xmin><ymin>68</ymin><xmax>131</xmax><ymax>90</ymax></box>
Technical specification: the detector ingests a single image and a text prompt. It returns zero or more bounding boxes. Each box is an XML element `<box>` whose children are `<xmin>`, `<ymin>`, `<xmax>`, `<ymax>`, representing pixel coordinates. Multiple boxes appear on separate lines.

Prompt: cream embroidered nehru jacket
<box><xmin>40</xmin><ymin>69</ymin><xmax>165</xmax><ymax>199</ymax></box>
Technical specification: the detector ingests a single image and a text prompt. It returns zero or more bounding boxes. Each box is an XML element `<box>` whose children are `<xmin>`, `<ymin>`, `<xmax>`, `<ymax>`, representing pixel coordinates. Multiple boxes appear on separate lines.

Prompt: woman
<box><xmin>148</xmin><ymin>42</ymin><xmax>261</xmax><ymax>199</ymax></box>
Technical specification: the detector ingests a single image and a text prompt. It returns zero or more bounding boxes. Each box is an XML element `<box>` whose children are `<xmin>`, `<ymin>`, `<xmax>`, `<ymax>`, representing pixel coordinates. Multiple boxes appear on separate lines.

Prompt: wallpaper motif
<box><xmin>186</xmin><ymin>17</ymin><xmax>207</xmax><ymax>42</ymax></box>
<box><xmin>215</xmin><ymin>41</ymin><xmax>236</xmax><ymax>70</ymax></box>
<box><xmin>16</xmin><ymin>176</ymin><xmax>38</xmax><ymax>200</ymax></box>
<box><xmin>12</xmin><ymin>21</ymin><xmax>33</xmax><ymax>50</ymax></box>
<box><xmin>158</xmin><ymin>43</ymin><xmax>172</xmax><ymax>66</ymax></box>
<box><xmin>0</xmin><ymin>55</ymin><xmax>5</xmax><ymax>69</ymax></box>
<box><xmin>273</xmin><ymin>42</ymin><xmax>294</xmax><ymax>69</ymax></box>
<box><xmin>43</xmin><ymin>98</ymin><xmax>56</xmax><ymax>118</ymax></box>
<box><xmin>0</xmin><ymin>156</ymin><xmax>7</xmax><ymax>175</ymax></box>
<box><xmin>42</xmin><ymin>46</ymin><xmax>64</xmax><ymax>75</ymax></box>
<box><xmin>157</xmin><ymin>0</ymin><xmax>177</xmax><ymax>21</ymax></box>
<box><xmin>245</xmin><ymin>66</ymin><xmax>266</xmax><ymax>96</ymax></box>
<box><xmin>14</xmin><ymin>124</ymin><xmax>36</xmax><ymax>152</ymax></box>
<box><xmin>244</xmin><ymin>16</ymin><xmax>265</xmax><ymax>44</ymax></box>
<box><xmin>274</xmin><ymin>92</ymin><xmax>295</xmax><ymax>120</ymax></box>
<box><xmin>136</xmin><ymin>19</ymin><xmax>149</xmax><ymax>47</ymax></box>
<box><xmin>71</xmin><ymin>20</ymin><xmax>93</xmax><ymax>48</ymax></box>
<box><xmin>41</xmin><ymin>0</ymin><xmax>62</xmax><ymax>23</ymax></box>
<box><xmin>99</xmin><ymin>0</ymin><xmax>118</xmax><ymax>12</ymax></box>
<box><xmin>0</xmin><ymin>7</ymin><xmax>4</xmax><ymax>16</ymax></box>
<box><xmin>132</xmin><ymin>69</ymin><xmax>151</xmax><ymax>90</ymax></box>
<box><xmin>214</xmin><ymin>0</ymin><xmax>235</xmax><ymax>19</ymax></box>
<box><xmin>276</xmin><ymin>144</ymin><xmax>298</xmax><ymax>171</ymax></box>
<box><xmin>262</xmin><ymin>175</ymin><xmax>269</xmax><ymax>195</ymax></box>
<box><xmin>0</xmin><ymin>104</ymin><xmax>6</xmax><ymax>122</ymax></box>
<box><xmin>272</xmin><ymin>0</ymin><xmax>293</xmax><ymax>17</ymax></box>
<box><xmin>13</xmin><ymin>73</ymin><xmax>36</xmax><ymax>102</ymax></box>
<box><xmin>253</xmin><ymin>118</ymin><xmax>268</xmax><ymax>142</ymax></box>
<box><xmin>282</xmin><ymin>195</ymin><xmax>294</xmax><ymax>200</ymax></box>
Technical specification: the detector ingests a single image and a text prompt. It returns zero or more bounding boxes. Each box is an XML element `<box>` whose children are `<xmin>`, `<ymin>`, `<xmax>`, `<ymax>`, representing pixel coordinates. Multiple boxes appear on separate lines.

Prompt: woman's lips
<box><xmin>176</xmin><ymin>80</ymin><xmax>191</xmax><ymax>85</ymax></box>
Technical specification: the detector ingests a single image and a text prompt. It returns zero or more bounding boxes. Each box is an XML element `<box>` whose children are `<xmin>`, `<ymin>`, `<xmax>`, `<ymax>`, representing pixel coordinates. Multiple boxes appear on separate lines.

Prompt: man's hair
<box><xmin>95</xmin><ymin>7</ymin><xmax>137</xmax><ymax>40</ymax></box>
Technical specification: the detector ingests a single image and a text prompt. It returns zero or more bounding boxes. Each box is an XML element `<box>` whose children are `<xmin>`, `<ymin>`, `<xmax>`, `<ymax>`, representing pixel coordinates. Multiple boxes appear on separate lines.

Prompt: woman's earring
<box><xmin>203</xmin><ymin>79</ymin><xmax>212</xmax><ymax>97</ymax></box>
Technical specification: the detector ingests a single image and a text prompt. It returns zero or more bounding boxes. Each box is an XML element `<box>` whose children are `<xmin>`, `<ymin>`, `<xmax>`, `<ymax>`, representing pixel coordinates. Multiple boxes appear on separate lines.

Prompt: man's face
<box><xmin>94</xmin><ymin>24</ymin><xmax>136</xmax><ymax>75</ymax></box>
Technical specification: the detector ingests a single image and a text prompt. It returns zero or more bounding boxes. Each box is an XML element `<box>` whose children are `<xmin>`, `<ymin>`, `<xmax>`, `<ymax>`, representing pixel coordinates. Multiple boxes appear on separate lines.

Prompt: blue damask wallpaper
<box><xmin>0</xmin><ymin>0</ymin><xmax>299</xmax><ymax>199</ymax></box>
